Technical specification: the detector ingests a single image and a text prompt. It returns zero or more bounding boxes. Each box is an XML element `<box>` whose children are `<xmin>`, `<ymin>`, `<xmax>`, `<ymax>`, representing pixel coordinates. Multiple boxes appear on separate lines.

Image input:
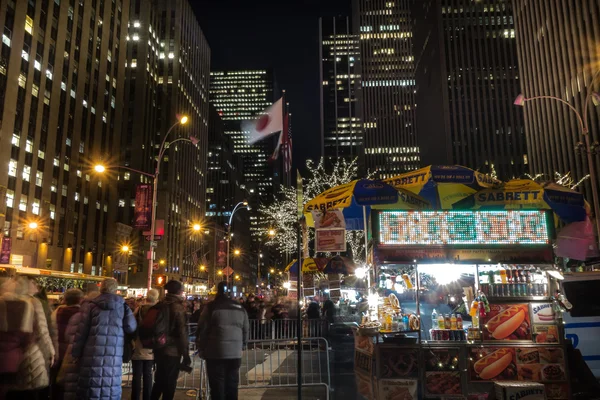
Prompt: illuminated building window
<box><xmin>31</xmin><ymin>200</ymin><xmax>40</xmax><ymax>215</ymax></box>
<box><xmin>22</xmin><ymin>165</ymin><xmax>31</xmax><ymax>182</ymax></box>
<box><xmin>19</xmin><ymin>196</ymin><xmax>27</xmax><ymax>212</ymax></box>
<box><xmin>6</xmin><ymin>190</ymin><xmax>14</xmax><ymax>208</ymax></box>
<box><xmin>25</xmin><ymin>16</ymin><xmax>34</xmax><ymax>34</ymax></box>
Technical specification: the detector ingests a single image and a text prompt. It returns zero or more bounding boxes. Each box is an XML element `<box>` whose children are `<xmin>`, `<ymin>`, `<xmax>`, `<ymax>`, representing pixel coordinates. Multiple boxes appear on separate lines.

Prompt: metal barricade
<box><xmin>239</xmin><ymin>337</ymin><xmax>331</xmax><ymax>399</ymax></box>
<box><xmin>249</xmin><ymin>319</ymin><xmax>328</xmax><ymax>341</ymax></box>
<box><xmin>122</xmin><ymin>355</ymin><xmax>209</xmax><ymax>400</ymax></box>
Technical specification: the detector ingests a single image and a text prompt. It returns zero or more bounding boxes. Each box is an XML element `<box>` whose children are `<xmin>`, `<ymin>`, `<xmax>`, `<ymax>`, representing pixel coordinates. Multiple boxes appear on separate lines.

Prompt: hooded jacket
<box><xmin>196</xmin><ymin>294</ymin><xmax>249</xmax><ymax>360</ymax></box>
<box><xmin>72</xmin><ymin>292</ymin><xmax>136</xmax><ymax>400</ymax></box>
<box><xmin>9</xmin><ymin>296</ymin><xmax>54</xmax><ymax>390</ymax></box>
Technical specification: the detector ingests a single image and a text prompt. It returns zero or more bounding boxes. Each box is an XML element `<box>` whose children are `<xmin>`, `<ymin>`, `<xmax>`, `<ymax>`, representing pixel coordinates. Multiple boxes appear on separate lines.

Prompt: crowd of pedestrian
<box><xmin>0</xmin><ymin>276</ymin><xmax>251</xmax><ymax>400</ymax></box>
<box><xmin>0</xmin><ymin>276</ymin><xmax>339</xmax><ymax>400</ymax></box>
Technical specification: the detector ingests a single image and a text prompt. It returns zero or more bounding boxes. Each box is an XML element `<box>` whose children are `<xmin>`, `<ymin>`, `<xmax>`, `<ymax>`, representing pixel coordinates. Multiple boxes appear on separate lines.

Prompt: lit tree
<box><xmin>259</xmin><ymin>157</ymin><xmax>373</xmax><ymax>263</ymax></box>
<box><xmin>524</xmin><ymin>171</ymin><xmax>590</xmax><ymax>190</ymax></box>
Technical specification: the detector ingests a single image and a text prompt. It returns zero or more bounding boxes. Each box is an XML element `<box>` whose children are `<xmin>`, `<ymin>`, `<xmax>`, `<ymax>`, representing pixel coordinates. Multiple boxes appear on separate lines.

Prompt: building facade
<box><xmin>412</xmin><ymin>0</ymin><xmax>526</xmax><ymax>179</ymax></box>
<box><xmin>0</xmin><ymin>0</ymin><xmax>129</xmax><ymax>273</ymax></box>
<box><xmin>120</xmin><ymin>0</ymin><xmax>210</xmax><ymax>287</ymax></box>
<box><xmin>319</xmin><ymin>16</ymin><xmax>363</xmax><ymax>169</ymax></box>
<box><xmin>209</xmin><ymin>70</ymin><xmax>277</xmax><ymax>198</ymax></box>
<box><xmin>205</xmin><ymin>105</ymin><xmax>251</xmax><ymax>292</ymax></box>
<box><xmin>513</xmin><ymin>0</ymin><xmax>600</xmax><ymax>201</ymax></box>
<box><xmin>210</xmin><ymin>69</ymin><xmax>280</xmax><ymax>289</ymax></box>
<box><xmin>352</xmin><ymin>0</ymin><xmax>419</xmax><ymax>178</ymax></box>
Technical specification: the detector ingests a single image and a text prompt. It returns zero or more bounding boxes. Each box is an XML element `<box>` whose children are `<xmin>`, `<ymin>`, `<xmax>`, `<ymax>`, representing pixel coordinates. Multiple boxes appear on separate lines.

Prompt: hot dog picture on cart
<box><xmin>482</xmin><ymin>303</ymin><xmax>532</xmax><ymax>341</ymax></box>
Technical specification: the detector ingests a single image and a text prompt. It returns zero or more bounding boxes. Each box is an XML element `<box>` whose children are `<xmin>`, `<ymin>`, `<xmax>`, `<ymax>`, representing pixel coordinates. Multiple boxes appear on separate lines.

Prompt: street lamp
<box><xmin>234</xmin><ymin>249</ymin><xmax>241</xmax><ymax>256</ymax></box>
<box><xmin>515</xmin><ymin>91</ymin><xmax>600</xmax><ymax>245</ymax></box>
<box><xmin>193</xmin><ymin>223</ymin><xmax>201</xmax><ymax>232</ymax></box>
<box><xmin>28</xmin><ymin>222</ymin><xmax>38</xmax><ymax>230</ymax></box>
<box><xmin>94</xmin><ymin>114</ymin><xmax>198</xmax><ymax>289</ymax></box>
<box><xmin>226</xmin><ymin>201</ymin><xmax>248</xmax><ymax>286</ymax></box>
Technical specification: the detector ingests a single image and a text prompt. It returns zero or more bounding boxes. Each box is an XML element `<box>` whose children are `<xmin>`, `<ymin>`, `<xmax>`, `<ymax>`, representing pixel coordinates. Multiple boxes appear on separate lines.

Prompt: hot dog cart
<box><xmin>353</xmin><ymin>210</ymin><xmax>570</xmax><ymax>400</ymax></box>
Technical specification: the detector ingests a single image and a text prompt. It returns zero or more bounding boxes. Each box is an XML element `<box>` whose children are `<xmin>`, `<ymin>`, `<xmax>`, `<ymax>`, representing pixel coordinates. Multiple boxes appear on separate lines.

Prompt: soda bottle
<box><xmin>438</xmin><ymin>313</ymin><xmax>445</xmax><ymax>329</ymax></box>
<box><xmin>488</xmin><ymin>269</ymin><xmax>496</xmax><ymax>296</ymax></box>
<box><xmin>469</xmin><ymin>300</ymin><xmax>479</xmax><ymax>317</ymax></box>
<box><xmin>451</xmin><ymin>314</ymin><xmax>457</xmax><ymax>330</ymax></box>
<box><xmin>456</xmin><ymin>314</ymin><xmax>463</xmax><ymax>330</ymax></box>
<box><xmin>432</xmin><ymin>309</ymin><xmax>439</xmax><ymax>329</ymax></box>
<box><xmin>444</xmin><ymin>314</ymin><xmax>451</xmax><ymax>329</ymax></box>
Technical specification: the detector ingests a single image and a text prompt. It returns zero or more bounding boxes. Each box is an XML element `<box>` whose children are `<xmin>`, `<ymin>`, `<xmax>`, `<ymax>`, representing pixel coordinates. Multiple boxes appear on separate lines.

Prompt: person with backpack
<box><xmin>71</xmin><ymin>278</ymin><xmax>136</xmax><ymax>400</ymax></box>
<box><xmin>131</xmin><ymin>289</ymin><xmax>158</xmax><ymax>400</ymax></box>
<box><xmin>196</xmin><ymin>282</ymin><xmax>249</xmax><ymax>400</ymax></box>
<box><xmin>146</xmin><ymin>280</ymin><xmax>190</xmax><ymax>400</ymax></box>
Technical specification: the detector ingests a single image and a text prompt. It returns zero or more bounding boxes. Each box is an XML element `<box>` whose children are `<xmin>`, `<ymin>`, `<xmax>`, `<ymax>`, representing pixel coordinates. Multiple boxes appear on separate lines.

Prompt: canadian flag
<box><xmin>242</xmin><ymin>98</ymin><xmax>283</xmax><ymax>144</ymax></box>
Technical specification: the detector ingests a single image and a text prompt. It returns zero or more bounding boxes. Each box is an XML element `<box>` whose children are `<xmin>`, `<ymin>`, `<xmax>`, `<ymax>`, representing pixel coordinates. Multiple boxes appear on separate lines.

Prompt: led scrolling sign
<box><xmin>378</xmin><ymin>210</ymin><xmax>551</xmax><ymax>246</ymax></box>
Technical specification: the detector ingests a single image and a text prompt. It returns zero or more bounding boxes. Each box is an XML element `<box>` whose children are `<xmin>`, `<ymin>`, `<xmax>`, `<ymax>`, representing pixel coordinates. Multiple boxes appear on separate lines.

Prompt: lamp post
<box><xmin>226</xmin><ymin>201</ymin><xmax>248</xmax><ymax>287</ymax></box>
<box><xmin>257</xmin><ymin>229</ymin><xmax>276</xmax><ymax>290</ymax></box>
<box><xmin>514</xmin><ymin>91</ymin><xmax>600</xmax><ymax>245</ymax></box>
<box><xmin>120</xmin><ymin>244</ymin><xmax>131</xmax><ymax>285</ymax></box>
<box><xmin>95</xmin><ymin>115</ymin><xmax>197</xmax><ymax>289</ymax></box>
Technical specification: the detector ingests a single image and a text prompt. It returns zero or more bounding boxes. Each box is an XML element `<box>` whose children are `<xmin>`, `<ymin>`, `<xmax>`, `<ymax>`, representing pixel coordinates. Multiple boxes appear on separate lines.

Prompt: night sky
<box><xmin>194</xmin><ymin>0</ymin><xmax>351</xmax><ymax>171</ymax></box>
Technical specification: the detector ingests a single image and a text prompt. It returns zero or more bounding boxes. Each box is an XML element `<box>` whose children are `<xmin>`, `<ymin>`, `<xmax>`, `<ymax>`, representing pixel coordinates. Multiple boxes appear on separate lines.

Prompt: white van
<box><xmin>561</xmin><ymin>272</ymin><xmax>600</xmax><ymax>377</ymax></box>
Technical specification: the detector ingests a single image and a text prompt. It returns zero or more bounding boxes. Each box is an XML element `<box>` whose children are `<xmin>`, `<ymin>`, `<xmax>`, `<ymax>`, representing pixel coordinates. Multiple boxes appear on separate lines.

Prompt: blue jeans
<box><xmin>131</xmin><ymin>360</ymin><xmax>153</xmax><ymax>400</ymax></box>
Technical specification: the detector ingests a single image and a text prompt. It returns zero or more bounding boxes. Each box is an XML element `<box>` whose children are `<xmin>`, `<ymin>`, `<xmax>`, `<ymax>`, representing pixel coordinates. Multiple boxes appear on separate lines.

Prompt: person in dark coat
<box><xmin>197</xmin><ymin>282</ymin><xmax>249</xmax><ymax>400</ymax></box>
<box><xmin>72</xmin><ymin>278</ymin><xmax>136</xmax><ymax>400</ymax></box>
<box><xmin>322</xmin><ymin>296</ymin><xmax>335</xmax><ymax>323</ymax></box>
<box><xmin>50</xmin><ymin>288</ymin><xmax>83</xmax><ymax>399</ymax></box>
<box><xmin>306</xmin><ymin>301</ymin><xmax>321</xmax><ymax>320</ymax></box>
<box><xmin>150</xmin><ymin>280</ymin><xmax>191</xmax><ymax>400</ymax></box>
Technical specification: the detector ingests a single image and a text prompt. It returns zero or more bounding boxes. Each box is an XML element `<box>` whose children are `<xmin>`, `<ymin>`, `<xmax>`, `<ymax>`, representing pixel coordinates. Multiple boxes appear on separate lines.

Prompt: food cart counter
<box><xmin>353</xmin><ymin>210</ymin><xmax>570</xmax><ymax>400</ymax></box>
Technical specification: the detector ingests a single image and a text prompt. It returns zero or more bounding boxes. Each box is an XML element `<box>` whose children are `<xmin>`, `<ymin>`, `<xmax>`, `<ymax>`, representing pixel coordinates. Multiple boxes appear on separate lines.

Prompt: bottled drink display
<box><xmin>479</xmin><ymin>265</ymin><xmax>548</xmax><ymax>297</ymax></box>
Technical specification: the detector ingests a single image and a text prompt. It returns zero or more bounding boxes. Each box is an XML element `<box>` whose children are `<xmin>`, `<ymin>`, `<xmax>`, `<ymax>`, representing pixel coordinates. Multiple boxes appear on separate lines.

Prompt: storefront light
<box><xmin>355</xmin><ymin>267</ymin><xmax>367</xmax><ymax>279</ymax></box>
<box><xmin>419</xmin><ymin>264</ymin><xmax>474</xmax><ymax>286</ymax></box>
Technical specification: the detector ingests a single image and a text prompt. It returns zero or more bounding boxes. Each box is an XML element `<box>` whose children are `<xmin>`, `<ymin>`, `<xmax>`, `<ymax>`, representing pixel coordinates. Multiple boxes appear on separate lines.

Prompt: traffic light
<box><xmin>155</xmin><ymin>274</ymin><xmax>166</xmax><ymax>286</ymax></box>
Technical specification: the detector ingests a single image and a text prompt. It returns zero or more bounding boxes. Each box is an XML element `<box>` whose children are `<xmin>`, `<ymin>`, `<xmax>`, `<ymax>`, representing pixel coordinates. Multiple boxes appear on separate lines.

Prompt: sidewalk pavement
<box><xmin>121</xmin><ymin>386</ymin><xmax>328</xmax><ymax>399</ymax></box>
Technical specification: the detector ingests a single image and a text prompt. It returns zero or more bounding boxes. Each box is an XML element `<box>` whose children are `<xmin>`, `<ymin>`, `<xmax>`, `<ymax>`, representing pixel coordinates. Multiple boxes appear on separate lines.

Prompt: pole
<box><xmin>362</xmin><ymin>206</ymin><xmax>370</xmax><ymax>287</ymax></box>
<box><xmin>583</xmin><ymin>132</ymin><xmax>600</xmax><ymax>246</ymax></box>
<box><xmin>147</xmin><ymin>173</ymin><xmax>158</xmax><ymax>290</ymax></box>
<box><xmin>296</xmin><ymin>218</ymin><xmax>303</xmax><ymax>400</ymax></box>
<box><xmin>226</xmin><ymin>227</ymin><xmax>230</xmax><ymax>289</ymax></box>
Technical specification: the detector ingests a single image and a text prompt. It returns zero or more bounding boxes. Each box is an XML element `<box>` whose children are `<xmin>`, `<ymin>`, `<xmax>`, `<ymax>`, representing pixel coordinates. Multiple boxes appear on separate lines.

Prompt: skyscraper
<box><xmin>205</xmin><ymin>105</ymin><xmax>251</xmax><ymax>290</ymax></box>
<box><xmin>209</xmin><ymin>70</ymin><xmax>277</xmax><ymax>198</ymax></box>
<box><xmin>319</xmin><ymin>16</ymin><xmax>363</xmax><ymax>168</ymax></box>
<box><xmin>513</xmin><ymin>0</ymin><xmax>600</xmax><ymax>201</ymax></box>
<box><xmin>412</xmin><ymin>0</ymin><xmax>526</xmax><ymax>179</ymax></box>
<box><xmin>0</xmin><ymin>0</ymin><xmax>129</xmax><ymax>273</ymax></box>
<box><xmin>120</xmin><ymin>0</ymin><xmax>210</xmax><ymax>287</ymax></box>
<box><xmin>210</xmin><ymin>70</ymin><xmax>279</xmax><ymax>284</ymax></box>
<box><xmin>352</xmin><ymin>0</ymin><xmax>419</xmax><ymax>178</ymax></box>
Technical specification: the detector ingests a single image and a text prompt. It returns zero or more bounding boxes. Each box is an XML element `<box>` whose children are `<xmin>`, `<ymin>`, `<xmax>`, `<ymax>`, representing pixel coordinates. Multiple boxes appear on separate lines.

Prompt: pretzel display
<box><xmin>486</xmin><ymin>306</ymin><xmax>526</xmax><ymax>339</ymax></box>
<box><xmin>473</xmin><ymin>348</ymin><xmax>513</xmax><ymax>380</ymax></box>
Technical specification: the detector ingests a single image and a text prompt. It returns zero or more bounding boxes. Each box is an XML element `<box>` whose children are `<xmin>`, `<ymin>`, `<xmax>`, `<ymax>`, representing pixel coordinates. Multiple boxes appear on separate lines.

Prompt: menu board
<box><xmin>469</xmin><ymin>348</ymin><xmax>517</xmax><ymax>381</ymax></box>
<box><xmin>378</xmin><ymin>210</ymin><xmax>550</xmax><ymax>246</ymax></box>
<box><xmin>356</xmin><ymin>370</ymin><xmax>374</xmax><ymax>400</ymax></box>
<box><xmin>482</xmin><ymin>304</ymin><xmax>532</xmax><ymax>341</ymax></box>
<box><xmin>515</xmin><ymin>347</ymin><xmax>566</xmax><ymax>382</ymax></box>
<box><xmin>533</xmin><ymin>325</ymin><xmax>560</xmax><ymax>344</ymax></box>
<box><xmin>531</xmin><ymin>302</ymin><xmax>556</xmax><ymax>324</ymax></box>
<box><xmin>424</xmin><ymin>349</ymin><xmax>462</xmax><ymax>396</ymax></box>
<box><xmin>469</xmin><ymin>347</ymin><xmax>567</xmax><ymax>382</ymax></box>
<box><xmin>377</xmin><ymin>379</ymin><xmax>418</xmax><ymax>400</ymax></box>
<box><xmin>377</xmin><ymin>348</ymin><xmax>418</xmax><ymax>379</ymax></box>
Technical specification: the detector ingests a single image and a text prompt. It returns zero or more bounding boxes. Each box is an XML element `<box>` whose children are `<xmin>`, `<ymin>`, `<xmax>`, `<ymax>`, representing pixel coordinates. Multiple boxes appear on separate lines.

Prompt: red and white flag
<box><xmin>270</xmin><ymin>112</ymin><xmax>292</xmax><ymax>173</ymax></box>
<box><xmin>242</xmin><ymin>98</ymin><xmax>283</xmax><ymax>144</ymax></box>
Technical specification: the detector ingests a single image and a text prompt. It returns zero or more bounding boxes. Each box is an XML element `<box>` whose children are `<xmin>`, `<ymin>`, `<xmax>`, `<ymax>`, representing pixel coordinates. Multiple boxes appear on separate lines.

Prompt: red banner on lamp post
<box><xmin>134</xmin><ymin>184</ymin><xmax>152</xmax><ymax>230</ymax></box>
